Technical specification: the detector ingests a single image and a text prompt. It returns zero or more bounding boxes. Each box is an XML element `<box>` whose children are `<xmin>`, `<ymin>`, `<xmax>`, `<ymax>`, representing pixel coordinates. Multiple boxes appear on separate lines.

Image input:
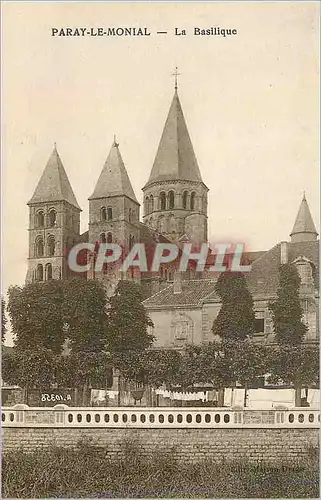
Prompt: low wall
<box><xmin>2</xmin><ymin>407</ymin><xmax>319</xmax><ymax>464</ymax></box>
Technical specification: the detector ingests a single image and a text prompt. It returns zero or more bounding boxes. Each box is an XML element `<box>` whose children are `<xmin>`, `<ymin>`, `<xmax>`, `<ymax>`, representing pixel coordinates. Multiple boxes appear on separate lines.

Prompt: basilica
<box><xmin>26</xmin><ymin>84</ymin><xmax>319</xmax><ymax>348</ymax></box>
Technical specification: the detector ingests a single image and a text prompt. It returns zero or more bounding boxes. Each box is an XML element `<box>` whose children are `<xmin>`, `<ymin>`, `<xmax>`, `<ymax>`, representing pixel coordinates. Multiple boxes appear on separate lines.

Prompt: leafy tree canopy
<box><xmin>269</xmin><ymin>264</ymin><xmax>307</xmax><ymax>345</ymax></box>
<box><xmin>212</xmin><ymin>272</ymin><xmax>255</xmax><ymax>341</ymax></box>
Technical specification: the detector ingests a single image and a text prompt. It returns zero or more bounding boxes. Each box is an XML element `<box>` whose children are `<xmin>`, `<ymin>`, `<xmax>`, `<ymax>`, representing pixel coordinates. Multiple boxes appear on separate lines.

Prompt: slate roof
<box><xmin>247</xmin><ymin>240</ymin><xmax>319</xmax><ymax>297</ymax></box>
<box><xmin>143</xmin><ymin>279</ymin><xmax>218</xmax><ymax>308</ymax></box>
<box><xmin>28</xmin><ymin>146</ymin><xmax>81</xmax><ymax>210</ymax></box>
<box><xmin>290</xmin><ymin>194</ymin><xmax>318</xmax><ymax>238</ymax></box>
<box><xmin>145</xmin><ymin>91</ymin><xmax>205</xmax><ymax>187</ymax></box>
<box><xmin>89</xmin><ymin>140</ymin><xmax>138</xmax><ymax>204</ymax></box>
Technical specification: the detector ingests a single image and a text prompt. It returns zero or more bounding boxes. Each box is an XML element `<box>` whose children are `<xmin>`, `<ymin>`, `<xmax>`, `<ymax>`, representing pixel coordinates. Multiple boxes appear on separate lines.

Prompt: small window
<box><xmin>36</xmin><ymin>210</ymin><xmax>45</xmax><ymax>228</ymax></box>
<box><xmin>182</xmin><ymin>191</ymin><xmax>188</xmax><ymax>209</ymax></box>
<box><xmin>160</xmin><ymin>192</ymin><xmax>166</xmax><ymax>210</ymax></box>
<box><xmin>106</xmin><ymin>233</ymin><xmax>112</xmax><ymax>243</ymax></box>
<box><xmin>190</xmin><ymin>192</ymin><xmax>196</xmax><ymax>210</ymax></box>
<box><xmin>107</xmin><ymin>207</ymin><xmax>113</xmax><ymax>221</ymax></box>
<box><xmin>255</xmin><ymin>318</ymin><xmax>265</xmax><ymax>334</ymax></box>
<box><xmin>46</xmin><ymin>263</ymin><xmax>53</xmax><ymax>281</ymax></box>
<box><xmin>150</xmin><ymin>195</ymin><xmax>154</xmax><ymax>212</ymax></box>
<box><xmin>36</xmin><ymin>264</ymin><xmax>43</xmax><ymax>281</ymax></box>
<box><xmin>35</xmin><ymin>238</ymin><xmax>44</xmax><ymax>257</ymax></box>
<box><xmin>145</xmin><ymin>196</ymin><xmax>150</xmax><ymax>214</ymax></box>
<box><xmin>47</xmin><ymin>236</ymin><xmax>55</xmax><ymax>257</ymax></box>
<box><xmin>168</xmin><ymin>191</ymin><xmax>175</xmax><ymax>209</ymax></box>
<box><xmin>100</xmin><ymin>233</ymin><xmax>106</xmax><ymax>243</ymax></box>
<box><xmin>48</xmin><ymin>209</ymin><xmax>57</xmax><ymax>227</ymax></box>
<box><xmin>101</xmin><ymin>207</ymin><xmax>107</xmax><ymax>221</ymax></box>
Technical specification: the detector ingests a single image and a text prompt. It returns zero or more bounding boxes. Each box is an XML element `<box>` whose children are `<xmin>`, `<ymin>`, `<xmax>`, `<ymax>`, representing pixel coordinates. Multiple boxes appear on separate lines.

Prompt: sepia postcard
<box><xmin>1</xmin><ymin>1</ymin><xmax>320</xmax><ymax>498</ymax></box>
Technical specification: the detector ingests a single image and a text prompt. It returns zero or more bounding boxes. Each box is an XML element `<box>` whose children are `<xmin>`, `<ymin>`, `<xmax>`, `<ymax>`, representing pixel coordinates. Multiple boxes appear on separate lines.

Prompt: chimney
<box><xmin>173</xmin><ymin>271</ymin><xmax>182</xmax><ymax>294</ymax></box>
<box><xmin>280</xmin><ymin>241</ymin><xmax>288</xmax><ymax>264</ymax></box>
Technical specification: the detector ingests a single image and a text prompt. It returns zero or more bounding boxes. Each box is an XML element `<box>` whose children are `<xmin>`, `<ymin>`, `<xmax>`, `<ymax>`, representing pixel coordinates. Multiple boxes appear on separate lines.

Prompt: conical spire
<box><xmin>89</xmin><ymin>139</ymin><xmax>138</xmax><ymax>203</ymax></box>
<box><xmin>290</xmin><ymin>192</ymin><xmax>318</xmax><ymax>242</ymax></box>
<box><xmin>28</xmin><ymin>145</ymin><xmax>81</xmax><ymax>209</ymax></box>
<box><xmin>145</xmin><ymin>91</ymin><xmax>204</xmax><ymax>186</ymax></box>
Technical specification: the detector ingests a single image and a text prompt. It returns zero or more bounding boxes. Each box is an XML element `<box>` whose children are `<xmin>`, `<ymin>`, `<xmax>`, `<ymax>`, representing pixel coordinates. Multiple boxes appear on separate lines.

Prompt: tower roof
<box><xmin>145</xmin><ymin>90</ymin><xmax>204</xmax><ymax>187</ymax></box>
<box><xmin>290</xmin><ymin>193</ymin><xmax>318</xmax><ymax>241</ymax></box>
<box><xmin>28</xmin><ymin>145</ymin><xmax>81</xmax><ymax>210</ymax></box>
<box><xmin>89</xmin><ymin>139</ymin><xmax>138</xmax><ymax>203</ymax></box>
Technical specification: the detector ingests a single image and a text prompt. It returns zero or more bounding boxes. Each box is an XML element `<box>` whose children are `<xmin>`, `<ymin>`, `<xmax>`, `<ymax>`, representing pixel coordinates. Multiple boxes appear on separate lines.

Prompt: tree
<box><xmin>267</xmin><ymin>344</ymin><xmax>319</xmax><ymax>406</ymax></box>
<box><xmin>7</xmin><ymin>281</ymin><xmax>65</xmax><ymax>353</ymax></box>
<box><xmin>2</xmin><ymin>296</ymin><xmax>7</xmax><ymax>343</ymax></box>
<box><xmin>269</xmin><ymin>264</ymin><xmax>307</xmax><ymax>345</ymax></box>
<box><xmin>228</xmin><ymin>340</ymin><xmax>268</xmax><ymax>407</ymax></box>
<box><xmin>106</xmin><ymin>280</ymin><xmax>154</xmax><ymax>404</ymax></box>
<box><xmin>212</xmin><ymin>272</ymin><xmax>255</xmax><ymax>341</ymax></box>
<box><xmin>2</xmin><ymin>347</ymin><xmax>57</xmax><ymax>404</ymax></box>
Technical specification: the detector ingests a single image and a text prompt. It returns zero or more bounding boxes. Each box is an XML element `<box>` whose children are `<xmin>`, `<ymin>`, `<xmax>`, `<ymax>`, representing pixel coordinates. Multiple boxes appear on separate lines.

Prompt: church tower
<box><xmin>88</xmin><ymin>138</ymin><xmax>140</xmax><ymax>290</ymax></box>
<box><xmin>290</xmin><ymin>193</ymin><xmax>318</xmax><ymax>243</ymax></box>
<box><xmin>26</xmin><ymin>145</ymin><xmax>81</xmax><ymax>283</ymax></box>
<box><xmin>142</xmin><ymin>80</ymin><xmax>208</xmax><ymax>244</ymax></box>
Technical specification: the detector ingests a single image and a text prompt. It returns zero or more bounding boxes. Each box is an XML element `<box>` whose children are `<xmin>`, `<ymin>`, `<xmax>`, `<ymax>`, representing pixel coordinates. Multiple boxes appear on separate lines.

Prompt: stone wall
<box><xmin>3</xmin><ymin>427</ymin><xmax>319</xmax><ymax>464</ymax></box>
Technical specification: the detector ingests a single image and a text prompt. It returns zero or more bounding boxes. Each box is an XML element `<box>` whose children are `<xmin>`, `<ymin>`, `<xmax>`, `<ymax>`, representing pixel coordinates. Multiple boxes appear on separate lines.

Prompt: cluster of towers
<box><xmin>26</xmin><ymin>86</ymin><xmax>209</xmax><ymax>286</ymax></box>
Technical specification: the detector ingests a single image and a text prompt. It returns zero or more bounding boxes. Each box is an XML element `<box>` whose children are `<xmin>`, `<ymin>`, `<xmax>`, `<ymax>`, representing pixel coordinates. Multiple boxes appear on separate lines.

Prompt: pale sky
<box><xmin>2</xmin><ymin>1</ymin><xmax>319</xmax><ymax>298</ymax></box>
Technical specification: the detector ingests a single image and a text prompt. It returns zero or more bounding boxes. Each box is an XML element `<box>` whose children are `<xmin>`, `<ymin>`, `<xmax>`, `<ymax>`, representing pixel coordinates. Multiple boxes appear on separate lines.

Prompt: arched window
<box><xmin>168</xmin><ymin>191</ymin><xmax>175</xmax><ymax>209</ymax></box>
<box><xmin>100</xmin><ymin>233</ymin><xmax>106</xmax><ymax>243</ymax></box>
<box><xmin>47</xmin><ymin>236</ymin><xmax>55</xmax><ymax>257</ymax></box>
<box><xmin>35</xmin><ymin>237</ymin><xmax>44</xmax><ymax>257</ymax></box>
<box><xmin>106</xmin><ymin>233</ymin><xmax>112</xmax><ymax>243</ymax></box>
<box><xmin>46</xmin><ymin>263</ymin><xmax>53</xmax><ymax>280</ymax></box>
<box><xmin>145</xmin><ymin>196</ymin><xmax>150</xmax><ymax>214</ymax></box>
<box><xmin>36</xmin><ymin>210</ymin><xmax>44</xmax><ymax>228</ymax></box>
<box><xmin>129</xmin><ymin>235</ymin><xmax>135</xmax><ymax>250</ymax></box>
<box><xmin>107</xmin><ymin>207</ymin><xmax>113</xmax><ymax>221</ymax></box>
<box><xmin>182</xmin><ymin>191</ymin><xmax>188</xmax><ymax>209</ymax></box>
<box><xmin>160</xmin><ymin>192</ymin><xmax>166</xmax><ymax>210</ymax></box>
<box><xmin>150</xmin><ymin>195</ymin><xmax>154</xmax><ymax>212</ymax></box>
<box><xmin>36</xmin><ymin>264</ymin><xmax>43</xmax><ymax>281</ymax></box>
<box><xmin>101</xmin><ymin>207</ymin><xmax>107</xmax><ymax>221</ymax></box>
<box><xmin>158</xmin><ymin>216</ymin><xmax>166</xmax><ymax>234</ymax></box>
<box><xmin>190</xmin><ymin>192</ymin><xmax>196</xmax><ymax>210</ymax></box>
<box><xmin>168</xmin><ymin>215</ymin><xmax>176</xmax><ymax>233</ymax></box>
<box><xmin>48</xmin><ymin>209</ymin><xmax>57</xmax><ymax>227</ymax></box>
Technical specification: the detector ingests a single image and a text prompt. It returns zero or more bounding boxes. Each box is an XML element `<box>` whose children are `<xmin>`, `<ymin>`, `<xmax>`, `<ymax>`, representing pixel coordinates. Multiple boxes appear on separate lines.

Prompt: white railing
<box><xmin>1</xmin><ymin>405</ymin><xmax>320</xmax><ymax>429</ymax></box>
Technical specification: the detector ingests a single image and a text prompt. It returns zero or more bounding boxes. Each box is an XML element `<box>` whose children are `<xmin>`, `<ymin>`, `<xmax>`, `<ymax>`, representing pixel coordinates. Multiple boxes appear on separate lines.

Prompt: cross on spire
<box><xmin>172</xmin><ymin>66</ymin><xmax>181</xmax><ymax>91</ymax></box>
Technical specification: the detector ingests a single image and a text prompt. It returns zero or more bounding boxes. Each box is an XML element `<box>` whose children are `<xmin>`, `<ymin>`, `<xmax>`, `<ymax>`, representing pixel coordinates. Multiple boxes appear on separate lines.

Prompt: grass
<box><xmin>2</xmin><ymin>439</ymin><xmax>319</xmax><ymax>498</ymax></box>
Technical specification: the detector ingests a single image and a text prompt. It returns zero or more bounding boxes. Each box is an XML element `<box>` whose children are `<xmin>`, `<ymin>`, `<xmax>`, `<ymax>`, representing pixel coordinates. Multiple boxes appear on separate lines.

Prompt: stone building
<box><xmin>26</xmin><ymin>84</ymin><xmax>319</xmax><ymax>346</ymax></box>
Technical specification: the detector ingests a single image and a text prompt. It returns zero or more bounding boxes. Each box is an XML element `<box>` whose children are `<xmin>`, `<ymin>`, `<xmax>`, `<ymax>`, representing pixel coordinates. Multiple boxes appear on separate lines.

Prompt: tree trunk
<box><xmin>295</xmin><ymin>385</ymin><xmax>302</xmax><ymax>407</ymax></box>
<box><xmin>243</xmin><ymin>383</ymin><xmax>248</xmax><ymax>408</ymax></box>
<box><xmin>218</xmin><ymin>388</ymin><xmax>225</xmax><ymax>407</ymax></box>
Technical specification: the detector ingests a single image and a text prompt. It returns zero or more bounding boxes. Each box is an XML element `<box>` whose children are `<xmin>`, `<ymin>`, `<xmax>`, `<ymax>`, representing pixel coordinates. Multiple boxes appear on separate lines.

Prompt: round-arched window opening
<box><xmin>168</xmin><ymin>414</ymin><xmax>174</xmax><ymax>423</ymax></box>
<box><xmin>190</xmin><ymin>192</ymin><xmax>196</xmax><ymax>210</ymax></box>
<box><xmin>107</xmin><ymin>207</ymin><xmax>113</xmax><ymax>221</ymax></box>
<box><xmin>224</xmin><ymin>414</ymin><xmax>230</xmax><ymax>423</ymax></box>
<box><xmin>131</xmin><ymin>414</ymin><xmax>137</xmax><ymax>423</ymax></box>
<box><xmin>95</xmin><ymin>414</ymin><xmax>100</xmax><ymax>423</ymax></box>
<box><xmin>205</xmin><ymin>414</ymin><xmax>211</xmax><ymax>423</ymax></box>
<box><xmin>35</xmin><ymin>238</ymin><xmax>44</xmax><ymax>258</ymax></box>
<box><xmin>86</xmin><ymin>414</ymin><xmax>91</xmax><ymax>423</ymax></box>
<box><xmin>160</xmin><ymin>192</ymin><xmax>166</xmax><ymax>210</ymax></box>
<box><xmin>186</xmin><ymin>414</ymin><xmax>192</xmax><ymax>423</ymax></box>
<box><xmin>36</xmin><ymin>211</ymin><xmax>45</xmax><ymax>228</ymax></box>
<box><xmin>36</xmin><ymin>264</ymin><xmax>44</xmax><ymax>282</ymax></box>
<box><xmin>149</xmin><ymin>414</ymin><xmax>155</xmax><ymax>423</ymax></box>
<box><xmin>168</xmin><ymin>191</ymin><xmax>175</xmax><ymax>209</ymax></box>
<box><xmin>288</xmin><ymin>414</ymin><xmax>294</xmax><ymax>423</ymax></box>
<box><xmin>177</xmin><ymin>414</ymin><xmax>183</xmax><ymax>423</ymax></box>
<box><xmin>68</xmin><ymin>414</ymin><xmax>73</xmax><ymax>423</ymax></box>
<box><xmin>182</xmin><ymin>191</ymin><xmax>188</xmax><ymax>209</ymax></box>
<box><xmin>308</xmin><ymin>414</ymin><xmax>314</xmax><ymax>423</ymax></box>
<box><xmin>47</xmin><ymin>236</ymin><xmax>55</xmax><ymax>257</ymax></box>
<box><xmin>122</xmin><ymin>414</ymin><xmax>128</xmax><ymax>423</ymax></box>
<box><xmin>214</xmin><ymin>414</ymin><xmax>220</xmax><ymax>423</ymax></box>
<box><xmin>77</xmin><ymin>414</ymin><xmax>82</xmax><ymax>423</ymax></box>
<box><xmin>104</xmin><ymin>414</ymin><xmax>110</xmax><ymax>423</ymax></box>
<box><xmin>113</xmin><ymin>414</ymin><xmax>119</xmax><ymax>423</ymax></box>
<box><xmin>101</xmin><ymin>207</ymin><xmax>107</xmax><ymax>221</ymax></box>
<box><xmin>140</xmin><ymin>414</ymin><xmax>146</xmax><ymax>423</ymax></box>
<box><xmin>196</xmin><ymin>414</ymin><xmax>201</xmax><ymax>423</ymax></box>
<box><xmin>48</xmin><ymin>209</ymin><xmax>57</xmax><ymax>227</ymax></box>
<box><xmin>158</xmin><ymin>414</ymin><xmax>164</xmax><ymax>423</ymax></box>
<box><xmin>46</xmin><ymin>263</ymin><xmax>53</xmax><ymax>281</ymax></box>
<box><xmin>298</xmin><ymin>414</ymin><xmax>304</xmax><ymax>423</ymax></box>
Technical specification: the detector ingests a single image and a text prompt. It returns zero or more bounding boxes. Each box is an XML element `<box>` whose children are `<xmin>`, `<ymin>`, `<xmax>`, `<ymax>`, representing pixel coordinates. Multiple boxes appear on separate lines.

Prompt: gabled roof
<box><xmin>246</xmin><ymin>240</ymin><xmax>319</xmax><ymax>297</ymax></box>
<box><xmin>143</xmin><ymin>279</ymin><xmax>218</xmax><ymax>308</ymax></box>
<box><xmin>145</xmin><ymin>91</ymin><xmax>205</xmax><ymax>187</ymax></box>
<box><xmin>28</xmin><ymin>146</ymin><xmax>81</xmax><ymax>210</ymax></box>
<box><xmin>89</xmin><ymin>140</ymin><xmax>138</xmax><ymax>204</ymax></box>
<box><xmin>290</xmin><ymin>193</ymin><xmax>318</xmax><ymax>240</ymax></box>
